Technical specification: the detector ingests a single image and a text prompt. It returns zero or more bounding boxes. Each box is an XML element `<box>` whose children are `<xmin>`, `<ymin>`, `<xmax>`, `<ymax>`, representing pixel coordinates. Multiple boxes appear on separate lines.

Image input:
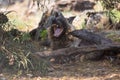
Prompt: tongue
<box><xmin>54</xmin><ymin>28</ymin><xmax>62</xmax><ymax>37</ymax></box>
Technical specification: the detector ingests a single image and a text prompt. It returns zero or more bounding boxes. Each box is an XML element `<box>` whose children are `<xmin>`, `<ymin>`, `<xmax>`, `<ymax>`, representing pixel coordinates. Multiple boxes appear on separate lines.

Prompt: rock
<box><xmin>55</xmin><ymin>0</ymin><xmax>96</xmax><ymax>11</ymax></box>
<box><xmin>71</xmin><ymin>0</ymin><xmax>95</xmax><ymax>11</ymax></box>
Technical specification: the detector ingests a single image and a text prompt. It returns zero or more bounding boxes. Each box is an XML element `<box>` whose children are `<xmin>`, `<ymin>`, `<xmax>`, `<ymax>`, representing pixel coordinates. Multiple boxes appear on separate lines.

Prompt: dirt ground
<box><xmin>43</xmin><ymin>61</ymin><xmax>120</xmax><ymax>80</ymax></box>
<box><xmin>1</xmin><ymin>60</ymin><xmax>120</xmax><ymax>80</ymax></box>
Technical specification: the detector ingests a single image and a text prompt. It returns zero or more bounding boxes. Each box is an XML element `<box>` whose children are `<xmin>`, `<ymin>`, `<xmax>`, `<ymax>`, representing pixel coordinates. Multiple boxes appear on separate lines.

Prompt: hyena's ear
<box><xmin>66</xmin><ymin>16</ymin><xmax>76</xmax><ymax>24</ymax></box>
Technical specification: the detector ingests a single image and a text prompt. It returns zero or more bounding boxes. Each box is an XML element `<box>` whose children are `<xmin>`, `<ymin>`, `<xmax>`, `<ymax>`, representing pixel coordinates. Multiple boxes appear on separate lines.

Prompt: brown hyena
<box><xmin>30</xmin><ymin>9</ymin><xmax>79</xmax><ymax>50</ymax></box>
<box><xmin>44</xmin><ymin>10</ymin><xmax>79</xmax><ymax>50</ymax></box>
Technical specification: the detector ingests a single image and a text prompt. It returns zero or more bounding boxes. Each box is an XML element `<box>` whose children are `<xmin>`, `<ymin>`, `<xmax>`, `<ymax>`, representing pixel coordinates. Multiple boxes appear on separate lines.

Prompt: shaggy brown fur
<box><xmin>47</xmin><ymin>24</ymin><xmax>72</xmax><ymax>50</ymax></box>
<box><xmin>44</xmin><ymin>10</ymin><xmax>80</xmax><ymax>50</ymax></box>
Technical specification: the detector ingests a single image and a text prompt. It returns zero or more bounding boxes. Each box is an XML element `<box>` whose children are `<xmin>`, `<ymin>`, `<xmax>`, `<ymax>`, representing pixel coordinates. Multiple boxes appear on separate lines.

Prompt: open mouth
<box><xmin>53</xmin><ymin>25</ymin><xmax>63</xmax><ymax>37</ymax></box>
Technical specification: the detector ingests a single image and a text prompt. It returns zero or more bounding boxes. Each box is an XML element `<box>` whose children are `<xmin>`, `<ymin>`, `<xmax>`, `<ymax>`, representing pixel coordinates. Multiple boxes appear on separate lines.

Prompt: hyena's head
<box><xmin>42</xmin><ymin>9</ymin><xmax>75</xmax><ymax>38</ymax></box>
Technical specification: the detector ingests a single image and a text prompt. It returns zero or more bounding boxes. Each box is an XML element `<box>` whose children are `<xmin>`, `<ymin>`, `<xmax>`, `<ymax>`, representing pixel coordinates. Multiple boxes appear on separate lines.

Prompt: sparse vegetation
<box><xmin>100</xmin><ymin>0</ymin><xmax>120</xmax><ymax>10</ymax></box>
<box><xmin>0</xmin><ymin>11</ymin><xmax>49</xmax><ymax>77</ymax></box>
<box><xmin>98</xmin><ymin>0</ymin><xmax>120</xmax><ymax>29</ymax></box>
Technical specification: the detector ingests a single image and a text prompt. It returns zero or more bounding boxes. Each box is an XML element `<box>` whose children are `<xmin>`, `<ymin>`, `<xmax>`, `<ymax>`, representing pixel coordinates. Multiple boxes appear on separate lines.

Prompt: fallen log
<box><xmin>70</xmin><ymin>29</ymin><xmax>112</xmax><ymax>45</ymax></box>
<box><xmin>35</xmin><ymin>43</ymin><xmax>120</xmax><ymax>60</ymax></box>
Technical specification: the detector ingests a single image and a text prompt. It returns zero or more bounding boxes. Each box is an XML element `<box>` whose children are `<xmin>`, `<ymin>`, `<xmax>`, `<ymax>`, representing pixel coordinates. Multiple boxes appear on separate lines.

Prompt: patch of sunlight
<box><xmin>94</xmin><ymin>1</ymin><xmax>104</xmax><ymax>11</ymax></box>
<box><xmin>62</xmin><ymin>11</ymin><xmax>77</xmax><ymax>17</ymax></box>
<box><xmin>7</xmin><ymin>12</ymin><xmax>38</xmax><ymax>32</ymax></box>
<box><xmin>72</xmin><ymin>14</ymin><xmax>87</xmax><ymax>30</ymax></box>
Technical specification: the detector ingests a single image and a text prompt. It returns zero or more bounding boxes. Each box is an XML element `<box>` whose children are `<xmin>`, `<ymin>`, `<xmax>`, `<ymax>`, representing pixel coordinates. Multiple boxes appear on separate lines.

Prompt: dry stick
<box><xmin>35</xmin><ymin>43</ymin><xmax>120</xmax><ymax>58</ymax></box>
<box><xmin>70</xmin><ymin>29</ymin><xmax>112</xmax><ymax>45</ymax></box>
